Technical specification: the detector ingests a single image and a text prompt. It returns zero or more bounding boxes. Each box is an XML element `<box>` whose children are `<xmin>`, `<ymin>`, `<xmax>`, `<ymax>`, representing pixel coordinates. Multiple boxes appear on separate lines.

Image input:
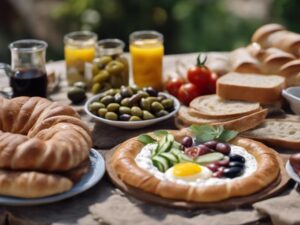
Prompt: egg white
<box><xmin>165</xmin><ymin>165</ymin><xmax>212</xmax><ymax>182</ymax></box>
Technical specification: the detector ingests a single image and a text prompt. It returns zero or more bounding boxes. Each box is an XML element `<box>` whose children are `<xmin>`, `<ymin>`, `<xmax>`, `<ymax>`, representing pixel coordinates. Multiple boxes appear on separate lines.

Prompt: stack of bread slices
<box><xmin>177</xmin><ymin>95</ymin><xmax>267</xmax><ymax>132</ymax></box>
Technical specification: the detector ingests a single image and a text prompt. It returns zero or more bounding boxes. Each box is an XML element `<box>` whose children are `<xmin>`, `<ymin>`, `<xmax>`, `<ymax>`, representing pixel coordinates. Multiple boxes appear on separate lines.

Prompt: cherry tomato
<box><xmin>165</xmin><ymin>77</ymin><xmax>185</xmax><ymax>97</ymax></box>
<box><xmin>177</xmin><ymin>83</ymin><xmax>199</xmax><ymax>105</ymax></box>
<box><xmin>207</xmin><ymin>72</ymin><xmax>217</xmax><ymax>94</ymax></box>
<box><xmin>187</xmin><ymin>54</ymin><xmax>212</xmax><ymax>94</ymax></box>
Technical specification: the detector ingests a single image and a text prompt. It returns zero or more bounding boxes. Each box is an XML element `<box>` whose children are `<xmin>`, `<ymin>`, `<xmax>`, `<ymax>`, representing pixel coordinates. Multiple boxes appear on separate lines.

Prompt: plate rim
<box><xmin>0</xmin><ymin>149</ymin><xmax>105</xmax><ymax>206</ymax></box>
<box><xmin>285</xmin><ymin>160</ymin><xmax>300</xmax><ymax>183</ymax></box>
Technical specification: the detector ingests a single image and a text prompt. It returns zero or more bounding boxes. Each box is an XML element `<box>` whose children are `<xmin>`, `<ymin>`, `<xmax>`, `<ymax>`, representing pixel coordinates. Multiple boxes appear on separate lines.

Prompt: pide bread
<box><xmin>111</xmin><ymin>130</ymin><xmax>280</xmax><ymax>202</ymax></box>
<box><xmin>0</xmin><ymin>96</ymin><xmax>92</xmax><ymax>198</ymax></box>
<box><xmin>241</xmin><ymin>117</ymin><xmax>300</xmax><ymax>150</ymax></box>
<box><xmin>177</xmin><ymin>106</ymin><xmax>267</xmax><ymax>132</ymax></box>
<box><xmin>189</xmin><ymin>95</ymin><xmax>261</xmax><ymax>118</ymax></box>
<box><xmin>217</xmin><ymin>73</ymin><xmax>285</xmax><ymax>104</ymax></box>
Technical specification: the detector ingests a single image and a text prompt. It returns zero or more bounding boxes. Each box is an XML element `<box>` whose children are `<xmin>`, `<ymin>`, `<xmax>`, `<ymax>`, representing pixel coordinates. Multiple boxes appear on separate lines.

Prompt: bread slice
<box><xmin>189</xmin><ymin>94</ymin><xmax>260</xmax><ymax>118</ymax></box>
<box><xmin>241</xmin><ymin>117</ymin><xmax>300</xmax><ymax>150</ymax></box>
<box><xmin>177</xmin><ymin>106</ymin><xmax>267</xmax><ymax>132</ymax></box>
<box><xmin>217</xmin><ymin>73</ymin><xmax>285</xmax><ymax>104</ymax></box>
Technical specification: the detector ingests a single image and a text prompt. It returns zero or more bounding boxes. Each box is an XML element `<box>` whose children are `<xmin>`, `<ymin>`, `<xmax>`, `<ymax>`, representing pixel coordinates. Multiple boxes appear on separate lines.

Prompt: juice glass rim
<box><xmin>9</xmin><ymin>39</ymin><xmax>48</xmax><ymax>53</ymax></box>
<box><xmin>129</xmin><ymin>30</ymin><xmax>163</xmax><ymax>43</ymax></box>
<box><xmin>64</xmin><ymin>31</ymin><xmax>98</xmax><ymax>47</ymax></box>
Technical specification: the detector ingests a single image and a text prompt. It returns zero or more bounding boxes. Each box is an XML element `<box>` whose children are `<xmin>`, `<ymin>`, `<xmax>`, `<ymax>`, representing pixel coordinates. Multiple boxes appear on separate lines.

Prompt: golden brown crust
<box><xmin>0</xmin><ymin>96</ymin><xmax>92</xmax><ymax>172</ymax></box>
<box><xmin>112</xmin><ymin>131</ymin><xmax>280</xmax><ymax>202</ymax></box>
<box><xmin>251</xmin><ymin>24</ymin><xmax>285</xmax><ymax>47</ymax></box>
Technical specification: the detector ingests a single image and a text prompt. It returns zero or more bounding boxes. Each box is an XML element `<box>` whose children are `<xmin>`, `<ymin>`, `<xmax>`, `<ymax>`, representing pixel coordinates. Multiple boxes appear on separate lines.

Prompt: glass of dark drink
<box><xmin>0</xmin><ymin>39</ymin><xmax>48</xmax><ymax>98</ymax></box>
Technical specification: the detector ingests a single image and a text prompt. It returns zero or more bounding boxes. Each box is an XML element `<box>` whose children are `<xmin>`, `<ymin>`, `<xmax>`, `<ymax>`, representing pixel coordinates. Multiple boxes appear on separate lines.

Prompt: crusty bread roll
<box><xmin>0</xmin><ymin>96</ymin><xmax>92</xmax><ymax>171</ymax></box>
<box><xmin>217</xmin><ymin>73</ymin><xmax>285</xmax><ymax>104</ymax></box>
<box><xmin>252</xmin><ymin>23</ymin><xmax>300</xmax><ymax>56</ymax></box>
<box><xmin>229</xmin><ymin>48</ymin><xmax>261</xmax><ymax>73</ymax></box>
<box><xmin>205</xmin><ymin>53</ymin><xmax>230</xmax><ymax>75</ymax></box>
<box><xmin>280</xmin><ymin>59</ymin><xmax>300</xmax><ymax>86</ymax></box>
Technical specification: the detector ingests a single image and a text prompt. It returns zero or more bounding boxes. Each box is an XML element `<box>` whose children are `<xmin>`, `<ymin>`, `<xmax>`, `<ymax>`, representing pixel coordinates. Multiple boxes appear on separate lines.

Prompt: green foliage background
<box><xmin>0</xmin><ymin>0</ymin><xmax>300</xmax><ymax>62</ymax></box>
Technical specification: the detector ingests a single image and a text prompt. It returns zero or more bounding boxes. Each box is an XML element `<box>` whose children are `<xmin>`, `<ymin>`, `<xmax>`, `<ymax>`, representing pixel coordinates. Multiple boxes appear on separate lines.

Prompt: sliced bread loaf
<box><xmin>177</xmin><ymin>106</ymin><xmax>267</xmax><ymax>132</ymax></box>
<box><xmin>217</xmin><ymin>72</ymin><xmax>285</xmax><ymax>104</ymax></box>
<box><xmin>189</xmin><ymin>94</ymin><xmax>261</xmax><ymax>118</ymax></box>
<box><xmin>241</xmin><ymin>117</ymin><xmax>300</xmax><ymax>150</ymax></box>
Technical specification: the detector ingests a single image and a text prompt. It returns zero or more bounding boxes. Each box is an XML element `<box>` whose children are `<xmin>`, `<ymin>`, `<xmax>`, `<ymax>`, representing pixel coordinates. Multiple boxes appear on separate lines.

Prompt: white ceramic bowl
<box><xmin>282</xmin><ymin>87</ymin><xmax>300</xmax><ymax>114</ymax></box>
<box><xmin>84</xmin><ymin>92</ymin><xmax>180</xmax><ymax>129</ymax></box>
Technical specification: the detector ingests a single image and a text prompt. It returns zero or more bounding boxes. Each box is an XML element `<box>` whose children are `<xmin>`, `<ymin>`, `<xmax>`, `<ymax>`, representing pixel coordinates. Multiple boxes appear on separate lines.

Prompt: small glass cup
<box><xmin>129</xmin><ymin>31</ymin><xmax>164</xmax><ymax>90</ymax></box>
<box><xmin>64</xmin><ymin>31</ymin><xmax>97</xmax><ymax>85</ymax></box>
<box><xmin>0</xmin><ymin>39</ymin><xmax>48</xmax><ymax>98</ymax></box>
<box><xmin>90</xmin><ymin>39</ymin><xmax>129</xmax><ymax>94</ymax></box>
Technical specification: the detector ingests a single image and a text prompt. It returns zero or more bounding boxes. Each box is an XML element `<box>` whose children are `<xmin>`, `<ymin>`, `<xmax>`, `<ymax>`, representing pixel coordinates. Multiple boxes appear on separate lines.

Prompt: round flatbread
<box><xmin>189</xmin><ymin>95</ymin><xmax>260</xmax><ymax>118</ymax></box>
<box><xmin>111</xmin><ymin>130</ymin><xmax>280</xmax><ymax>202</ymax></box>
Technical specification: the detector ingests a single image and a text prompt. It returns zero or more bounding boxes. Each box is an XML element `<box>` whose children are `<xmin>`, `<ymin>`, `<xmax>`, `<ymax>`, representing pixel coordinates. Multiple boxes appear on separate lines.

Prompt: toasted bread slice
<box><xmin>189</xmin><ymin>95</ymin><xmax>261</xmax><ymax>118</ymax></box>
<box><xmin>217</xmin><ymin>73</ymin><xmax>285</xmax><ymax>104</ymax></box>
<box><xmin>177</xmin><ymin>106</ymin><xmax>267</xmax><ymax>132</ymax></box>
<box><xmin>241</xmin><ymin>116</ymin><xmax>300</xmax><ymax>150</ymax></box>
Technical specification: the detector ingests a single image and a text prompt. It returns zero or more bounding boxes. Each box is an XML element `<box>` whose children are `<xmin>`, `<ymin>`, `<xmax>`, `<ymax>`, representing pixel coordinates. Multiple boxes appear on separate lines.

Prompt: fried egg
<box><xmin>165</xmin><ymin>162</ymin><xmax>212</xmax><ymax>182</ymax></box>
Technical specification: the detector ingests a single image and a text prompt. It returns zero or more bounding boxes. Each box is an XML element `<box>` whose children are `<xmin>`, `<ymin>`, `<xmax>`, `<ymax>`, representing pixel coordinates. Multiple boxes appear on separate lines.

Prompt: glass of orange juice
<box><xmin>64</xmin><ymin>31</ymin><xmax>97</xmax><ymax>85</ymax></box>
<box><xmin>130</xmin><ymin>31</ymin><xmax>164</xmax><ymax>90</ymax></box>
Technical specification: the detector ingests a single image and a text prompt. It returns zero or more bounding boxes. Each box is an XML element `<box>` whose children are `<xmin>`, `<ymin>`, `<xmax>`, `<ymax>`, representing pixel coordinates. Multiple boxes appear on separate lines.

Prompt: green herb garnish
<box><xmin>190</xmin><ymin>125</ymin><xmax>238</xmax><ymax>142</ymax></box>
<box><xmin>153</xmin><ymin>130</ymin><xmax>168</xmax><ymax>137</ymax></box>
<box><xmin>137</xmin><ymin>134</ymin><xmax>156</xmax><ymax>145</ymax></box>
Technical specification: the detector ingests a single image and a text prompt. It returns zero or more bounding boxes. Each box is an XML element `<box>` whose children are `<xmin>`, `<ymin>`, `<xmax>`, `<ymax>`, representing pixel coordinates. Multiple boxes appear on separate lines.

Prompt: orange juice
<box><xmin>64</xmin><ymin>31</ymin><xmax>97</xmax><ymax>85</ymax></box>
<box><xmin>130</xmin><ymin>31</ymin><xmax>164</xmax><ymax>90</ymax></box>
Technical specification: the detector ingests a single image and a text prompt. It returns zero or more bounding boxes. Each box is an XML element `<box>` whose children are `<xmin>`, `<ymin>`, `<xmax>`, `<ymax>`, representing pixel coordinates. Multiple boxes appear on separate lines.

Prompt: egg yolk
<box><xmin>173</xmin><ymin>162</ymin><xmax>202</xmax><ymax>177</ymax></box>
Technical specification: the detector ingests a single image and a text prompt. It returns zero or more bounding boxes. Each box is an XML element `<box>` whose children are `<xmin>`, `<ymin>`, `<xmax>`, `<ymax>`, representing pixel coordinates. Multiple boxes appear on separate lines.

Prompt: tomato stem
<box><xmin>196</xmin><ymin>54</ymin><xmax>207</xmax><ymax>68</ymax></box>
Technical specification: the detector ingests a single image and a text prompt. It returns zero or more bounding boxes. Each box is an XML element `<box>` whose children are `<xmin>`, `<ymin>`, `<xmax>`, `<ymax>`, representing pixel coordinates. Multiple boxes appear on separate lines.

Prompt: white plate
<box><xmin>286</xmin><ymin>160</ymin><xmax>300</xmax><ymax>183</ymax></box>
<box><xmin>0</xmin><ymin>149</ymin><xmax>105</xmax><ymax>206</ymax></box>
<box><xmin>84</xmin><ymin>92</ymin><xmax>180</xmax><ymax>129</ymax></box>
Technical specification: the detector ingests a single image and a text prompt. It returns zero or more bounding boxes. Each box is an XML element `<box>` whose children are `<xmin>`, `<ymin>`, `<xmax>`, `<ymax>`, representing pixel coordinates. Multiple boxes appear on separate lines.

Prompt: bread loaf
<box><xmin>229</xmin><ymin>48</ymin><xmax>261</xmax><ymax>73</ymax></box>
<box><xmin>217</xmin><ymin>73</ymin><xmax>285</xmax><ymax>104</ymax></box>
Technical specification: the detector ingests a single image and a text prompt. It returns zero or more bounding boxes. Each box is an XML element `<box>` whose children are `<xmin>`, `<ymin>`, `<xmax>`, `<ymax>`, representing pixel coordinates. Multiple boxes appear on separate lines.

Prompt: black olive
<box><xmin>119</xmin><ymin>114</ymin><xmax>131</xmax><ymax>121</ymax></box>
<box><xmin>229</xmin><ymin>161</ymin><xmax>245</xmax><ymax>168</ymax></box>
<box><xmin>223</xmin><ymin>167</ymin><xmax>243</xmax><ymax>178</ymax></box>
<box><xmin>143</xmin><ymin>87</ymin><xmax>158</xmax><ymax>97</ymax></box>
<box><xmin>229</xmin><ymin>154</ymin><xmax>245</xmax><ymax>163</ymax></box>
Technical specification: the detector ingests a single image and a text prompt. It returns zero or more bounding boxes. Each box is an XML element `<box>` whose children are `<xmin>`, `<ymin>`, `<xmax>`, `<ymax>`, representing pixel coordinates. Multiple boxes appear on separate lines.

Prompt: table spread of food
<box><xmin>0</xmin><ymin>23</ymin><xmax>300</xmax><ymax>224</ymax></box>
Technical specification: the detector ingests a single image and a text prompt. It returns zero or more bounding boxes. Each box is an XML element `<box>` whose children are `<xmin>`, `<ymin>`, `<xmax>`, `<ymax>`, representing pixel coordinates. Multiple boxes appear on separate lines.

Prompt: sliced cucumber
<box><xmin>160</xmin><ymin>152</ymin><xmax>179</xmax><ymax>164</ymax></box>
<box><xmin>152</xmin><ymin>155</ymin><xmax>169</xmax><ymax>172</ymax></box>
<box><xmin>171</xmin><ymin>141</ymin><xmax>181</xmax><ymax>150</ymax></box>
<box><xmin>157</xmin><ymin>134</ymin><xmax>174</xmax><ymax>155</ymax></box>
<box><xmin>195</xmin><ymin>152</ymin><xmax>224</xmax><ymax>165</ymax></box>
<box><xmin>179</xmin><ymin>154</ymin><xmax>193</xmax><ymax>163</ymax></box>
<box><xmin>151</xmin><ymin>143</ymin><xmax>159</xmax><ymax>157</ymax></box>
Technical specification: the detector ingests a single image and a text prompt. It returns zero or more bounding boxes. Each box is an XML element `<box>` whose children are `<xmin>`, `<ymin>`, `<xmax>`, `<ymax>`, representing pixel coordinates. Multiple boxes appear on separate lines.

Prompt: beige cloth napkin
<box><xmin>254</xmin><ymin>187</ymin><xmax>300</xmax><ymax>225</ymax></box>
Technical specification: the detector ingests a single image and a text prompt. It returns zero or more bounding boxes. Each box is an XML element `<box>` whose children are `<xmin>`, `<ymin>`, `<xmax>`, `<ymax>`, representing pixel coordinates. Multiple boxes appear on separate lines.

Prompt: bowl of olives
<box><xmin>84</xmin><ymin>86</ymin><xmax>180</xmax><ymax>129</ymax></box>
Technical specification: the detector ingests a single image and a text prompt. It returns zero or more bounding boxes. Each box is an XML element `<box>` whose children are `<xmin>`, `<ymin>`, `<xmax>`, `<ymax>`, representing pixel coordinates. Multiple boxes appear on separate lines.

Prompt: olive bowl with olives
<box><xmin>84</xmin><ymin>86</ymin><xmax>180</xmax><ymax>129</ymax></box>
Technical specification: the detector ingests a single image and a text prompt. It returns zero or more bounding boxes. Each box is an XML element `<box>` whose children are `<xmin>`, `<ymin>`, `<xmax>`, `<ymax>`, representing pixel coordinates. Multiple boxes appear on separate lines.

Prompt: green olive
<box><xmin>143</xmin><ymin>110</ymin><xmax>155</xmax><ymax>120</ymax></box>
<box><xmin>110</xmin><ymin>75</ymin><xmax>123</xmax><ymax>88</ymax></box>
<box><xmin>137</xmin><ymin>90</ymin><xmax>149</xmax><ymax>98</ymax></box>
<box><xmin>104</xmin><ymin>88</ymin><xmax>118</xmax><ymax>96</ymax></box>
<box><xmin>98</xmin><ymin>108</ymin><xmax>108</xmax><ymax>117</ymax></box>
<box><xmin>131</xmin><ymin>106</ymin><xmax>143</xmax><ymax>117</ymax></box>
<box><xmin>129</xmin><ymin>116</ymin><xmax>141</xmax><ymax>121</ymax></box>
<box><xmin>119</xmin><ymin>106</ymin><xmax>131</xmax><ymax>115</ymax></box>
<box><xmin>94</xmin><ymin>56</ymin><xmax>112</xmax><ymax>69</ymax></box>
<box><xmin>151</xmin><ymin>101</ymin><xmax>164</xmax><ymax>113</ymax></box>
<box><xmin>105</xmin><ymin>112</ymin><xmax>118</xmax><ymax>120</ymax></box>
<box><xmin>156</xmin><ymin>110</ymin><xmax>169</xmax><ymax>117</ymax></box>
<box><xmin>107</xmin><ymin>103</ymin><xmax>120</xmax><ymax>112</ymax></box>
<box><xmin>93</xmin><ymin>70</ymin><xmax>110</xmax><ymax>83</ymax></box>
<box><xmin>105</xmin><ymin>60</ymin><xmax>124</xmax><ymax>75</ymax></box>
<box><xmin>114</xmin><ymin>93</ymin><xmax>123</xmax><ymax>103</ymax></box>
<box><xmin>92</xmin><ymin>83</ymin><xmax>101</xmax><ymax>94</ymax></box>
<box><xmin>147</xmin><ymin>96</ymin><xmax>158</xmax><ymax>104</ymax></box>
<box><xmin>130</xmin><ymin>85</ymin><xmax>141</xmax><ymax>94</ymax></box>
<box><xmin>140</xmin><ymin>98</ymin><xmax>151</xmax><ymax>111</ymax></box>
<box><xmin>100</xmin><ymin>95</ymin><xmax>115</xmax><ymax>105</ymax></box>
<box><xmin>89</xmin><ymin>102</ymin><xmax>105</xmax><ymax>114</ymax></box>
<box><xmin>161</xmin><ymin>99</ymin><xmax>174</xmax><ymax>110</ymax></box>
<box><xmin>67</xmin><ymin>86</ymin><xmax>86</xmax><ymax>104</ymax></box>
<box><xmin>92</xmin><ymin>64</ymin><xmax>99</xmax><ymax>75</ymax></box>
<box><xmin>121</xmin><ymin>97</ymin><xmax>131</xmax><ymax>107</ymax></box>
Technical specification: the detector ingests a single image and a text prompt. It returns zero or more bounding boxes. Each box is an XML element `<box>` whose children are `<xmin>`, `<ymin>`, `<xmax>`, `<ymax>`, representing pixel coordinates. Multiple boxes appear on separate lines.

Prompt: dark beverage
<box><xmin>10</xmin><ymin>69</ymin><xmax>48</xmax><ymax>97</ymax></box>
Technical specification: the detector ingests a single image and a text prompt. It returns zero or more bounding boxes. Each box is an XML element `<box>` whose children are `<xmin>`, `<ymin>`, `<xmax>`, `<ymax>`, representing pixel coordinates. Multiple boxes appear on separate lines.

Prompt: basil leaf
<box><xmin>138</xmin><ymin>134</ymin><xmax>156</xmax><ymax>145</ymax></box>
<box><xmin>214</xmin><ymin>126</ymin><xmax>224</xmax><ymax>138</ymax></box>
<box><xmin>218</xmin><ymin>130</ymin><xmax>238</xmax><ymax>142</ymax></box>
<box><xmin>190</xmin><ymin>124</ymin><xmax>217</xmax><ymax>142</ymax></box>
<box><xmin>154</xmin><ymin>130</ymin><xmax>168</xmax><ymax>137</ymax></box>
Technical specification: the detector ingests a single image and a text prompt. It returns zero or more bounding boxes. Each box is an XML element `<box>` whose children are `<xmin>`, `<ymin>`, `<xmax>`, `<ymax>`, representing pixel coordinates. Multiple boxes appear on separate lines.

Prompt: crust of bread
<box><xmin>189</xmin><ymin>95</ymin><xmax>260</xmax><ymax>118</ymax></box>
<box><xmin>112</xmin><ymin>131</ymin><xmax>280</xmax><ymax>202</ymax></box>
<box><xmin>251</xmin><ymin>24</ymin><xmax>285</xmax><ymax>47</ymax></box>
<box><xmin>229</xmin><ymin>48</ymin><xmax>261</xmax><ymax>73</ymax></box>
<box><xmin>217</xmin><ymin>73</ymin><xmax>285</xmax><ymax>104</ymax></box>
<box><xmin>0</xmin><ymin>170</ymin><xmax>73</xmax><ymax>198</ymax></box>
<box><xmin>241</xmin><ymin>118</ymin><xmax>300</xmax><ymax>150</ymax></box>
<box><xmin>177</xmin><ymin>106</ymin><xmax>267</xmax><ymax>132</ymax></box>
